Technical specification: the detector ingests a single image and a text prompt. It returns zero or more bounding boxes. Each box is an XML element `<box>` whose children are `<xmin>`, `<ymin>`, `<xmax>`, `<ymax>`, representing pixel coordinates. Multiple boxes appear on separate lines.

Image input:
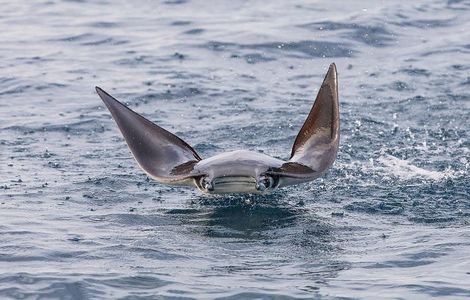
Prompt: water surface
<box><xmin>1</xmin><ymin>0</ymin><xmax>469</xmax><ymax>299</ymax></box>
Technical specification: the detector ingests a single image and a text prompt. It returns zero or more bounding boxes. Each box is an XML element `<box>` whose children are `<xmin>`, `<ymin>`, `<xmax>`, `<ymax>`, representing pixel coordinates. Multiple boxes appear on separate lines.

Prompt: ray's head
<box><xmin>190</xmin><ymin>150</ymin><xmax>284</xmax><ymax>195</ymax></box>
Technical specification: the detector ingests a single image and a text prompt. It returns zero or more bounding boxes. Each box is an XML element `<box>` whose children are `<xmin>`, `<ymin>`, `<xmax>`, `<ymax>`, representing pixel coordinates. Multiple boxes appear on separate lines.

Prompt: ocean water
<box><xmin>1</xmin><ymin>0</ymin><xmax>469</xmax><ymax>299</ymax></box>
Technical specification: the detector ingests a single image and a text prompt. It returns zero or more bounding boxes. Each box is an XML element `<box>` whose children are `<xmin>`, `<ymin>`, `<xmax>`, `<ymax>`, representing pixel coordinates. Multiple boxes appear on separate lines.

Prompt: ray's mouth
<box><xmin>213</xmin><ymin>176</ymin><xmax>257</xmax><ymax>185</ymax></box>
<box><xmin>197</xmin><ymin>175</ymin><xmax>277</xmax><ymax>194</ymax></box>
<box><xmin>211</xmin><ymin>176</ymin><xmax>257</xmax><ymax>193</ymax></box>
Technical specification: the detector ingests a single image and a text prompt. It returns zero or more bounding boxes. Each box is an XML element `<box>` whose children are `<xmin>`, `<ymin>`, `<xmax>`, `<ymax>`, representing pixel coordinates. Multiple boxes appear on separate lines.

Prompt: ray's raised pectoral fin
<box><xmin>96</xmin><ymin>87</ymin><xmax>202</xmax><ymax>183</ymax></box>
<box><xmin>290</xmin><ymin>63</ymin><xmax>340</xmax><ymax>174</ymax></box>
<box><xmin>270</xmin><ymin>63</ymin><xmax>340</xmax><ymax>186</ymax></box>
<box><xmin>290</xmin><ymin>63</ymin><xmax>339</xmax><ymax>174</ymax></box>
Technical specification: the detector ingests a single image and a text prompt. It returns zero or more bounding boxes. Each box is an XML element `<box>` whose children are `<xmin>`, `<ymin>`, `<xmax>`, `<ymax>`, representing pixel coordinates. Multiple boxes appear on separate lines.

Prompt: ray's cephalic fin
<box><xmin>95</xmin><ymin>87</ymin><xmax>202</xmax><ymax>183</ymax></box>
<box><xmin>266</xmin><ymin>63</ymin><xmax>339</xmax><ymax>186</ymax></box>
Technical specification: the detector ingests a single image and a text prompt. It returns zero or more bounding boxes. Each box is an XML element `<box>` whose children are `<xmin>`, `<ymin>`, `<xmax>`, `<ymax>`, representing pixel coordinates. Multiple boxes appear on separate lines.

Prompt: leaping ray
<box><xmin>96</xmin><ymin>63</ymin><xmax>339</xmax><ymax>194</ymax></box>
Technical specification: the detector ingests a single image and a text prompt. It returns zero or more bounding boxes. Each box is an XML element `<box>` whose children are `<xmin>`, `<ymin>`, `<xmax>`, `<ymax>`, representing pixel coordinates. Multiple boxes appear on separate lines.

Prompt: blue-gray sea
<box><xmin>1</xmin><ymin>0</ymin><xmax>469</xmax><ymax>299</ymax></box>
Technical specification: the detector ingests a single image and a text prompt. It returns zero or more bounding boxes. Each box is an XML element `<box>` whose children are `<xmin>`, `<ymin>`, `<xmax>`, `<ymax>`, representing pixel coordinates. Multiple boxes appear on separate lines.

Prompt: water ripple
<box><xmin>0</xmin><ymin>0</ymin><xmax>469</xmax><ymax>298</ymax></box>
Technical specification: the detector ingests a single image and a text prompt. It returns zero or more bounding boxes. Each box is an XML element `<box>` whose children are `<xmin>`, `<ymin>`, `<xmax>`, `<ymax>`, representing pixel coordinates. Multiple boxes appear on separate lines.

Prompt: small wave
<box><xmin>49</xmin><ymin>33</ymin><xmax>128</xmax><ymax>46</ymax></box>
<box><xmin>389</xmin><ymin>80</ymin><xmax>414</xmax><ymax>92</ymax></box>
<box><xmin>0</xmin><ymin>80</ymin><xmax>67</xmax><ymax>96</ymax></box>
<box><xmin>183</xmin><ymin>28</ymin><xmax>205</xmax><ymax>35</ymax></box>
<box><xmin>170</xmin><ymin>20</ymin><xmax>191</xmax><ymax>26</ymax></box>
<box><xmin>392</xmin><ymin>18</ymin><xmax>453</xmax><ymax>29</ymax></box>
<box><xmin>86</xmin><ymin>21</ymin><xmax>118</xmax><ymax>28</ymax></box>
<box><xmin>345</xmin><ymin>200</ymin><xmax>405</xmax><ymax>215</ymax></box>
<box><xmin>3</xmin><ymin>119</ymin><xmax>104</xmax><ymax>134</ymax></box>
<box><xmin>202</xmin><ymin>40</ymin><xmax>355</xmax><ymax>58</ymax></box>
<box><xmin>398</xmin><ymin>67</ymin><xmax>431</xmax><ymax>77</ymax></box>
<box><xmin>164</xmin><ymin>0</ymin><xmax>187</xmax><ymax>5</ymax></box>
<box><xmin>300</xmin><ymin>21</ymin><xmax>395</xmax><ymax>47</ymax></box>
<box><xmin>249</xmin><ymin>40</ymin><xmax>355</xmax><ymax>58</ymax></box>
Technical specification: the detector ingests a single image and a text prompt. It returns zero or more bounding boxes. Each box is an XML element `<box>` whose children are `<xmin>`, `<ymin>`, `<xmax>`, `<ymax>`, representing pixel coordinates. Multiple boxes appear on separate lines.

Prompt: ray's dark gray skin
<box><xmin>96</xmin><ymin>63</ymin><xmax>339</xmax><ymax>194</ymax></box>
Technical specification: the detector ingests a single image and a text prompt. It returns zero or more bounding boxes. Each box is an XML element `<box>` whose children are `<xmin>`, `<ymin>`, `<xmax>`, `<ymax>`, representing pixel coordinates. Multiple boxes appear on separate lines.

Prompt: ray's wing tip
<box><xmin>322</xmin><ymin>63</ymin><xmax>338</xmax><ymax>90</ymax></box>
<box><xmin>95</xmin><ymin>86</ymin><xmax>105</xmax><ymax>98</ymax></box>
<box><xmin>96</xmin><ymin>86</ymin><xmax>110</xmax><ymax>97</ymax></box>
<box><xmin>327</xmin><ymin>63</ymin><xmax>337</xmax><ymax>79</ymax></box>
<box><xmin>95</xmin><ymin>86</ymin><xmax>104</xmax><ymax>94</ymax></box>
<box><xmin>95</xmin><ymin>86</ymin><xmax>116</xmax><ymax>105</ymax></box>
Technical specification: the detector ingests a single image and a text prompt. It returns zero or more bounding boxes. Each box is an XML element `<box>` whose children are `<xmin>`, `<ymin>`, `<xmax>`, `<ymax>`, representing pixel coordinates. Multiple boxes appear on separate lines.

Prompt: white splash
<box><xmin>376</xmin><ymin>154</ymin><xmax>452</xmax><ymax>181</ymax></box>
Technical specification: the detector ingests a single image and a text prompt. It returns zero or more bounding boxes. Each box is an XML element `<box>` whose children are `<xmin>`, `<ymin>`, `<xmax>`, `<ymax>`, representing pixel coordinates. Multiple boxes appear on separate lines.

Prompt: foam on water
<box><xmin>376</xmin><ymin>154</ymin><xmax>453</xmax><ymax>181</ymax></box>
